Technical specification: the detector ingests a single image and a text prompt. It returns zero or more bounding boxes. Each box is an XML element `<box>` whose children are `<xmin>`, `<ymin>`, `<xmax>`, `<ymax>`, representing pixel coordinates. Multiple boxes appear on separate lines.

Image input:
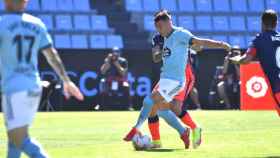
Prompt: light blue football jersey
<box><xmin>0</xmin><ymin>13</ymin><xmax>53</xmax><ymax>94</ymax></box>
<box><xmin>161</xmin><ymin>26</ymin><xmax>194</xmax><ymax>82</ymax></box>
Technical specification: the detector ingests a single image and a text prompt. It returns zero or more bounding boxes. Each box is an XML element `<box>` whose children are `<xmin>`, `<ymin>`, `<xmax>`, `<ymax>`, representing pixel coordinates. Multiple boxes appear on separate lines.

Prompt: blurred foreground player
<box><xmin>0</xmin><ymin>0</ymin><xmax>84</xmax><ymax>157</ymax></box>
<box><xmin>230</xmin><ymin>9</ymin><xmax>280</xmax><ymax>116</ymax></box>
<box><xmin>124</xmin><ymin>10</ymin><xmax>231</xmax><ymax>149</ymax></box>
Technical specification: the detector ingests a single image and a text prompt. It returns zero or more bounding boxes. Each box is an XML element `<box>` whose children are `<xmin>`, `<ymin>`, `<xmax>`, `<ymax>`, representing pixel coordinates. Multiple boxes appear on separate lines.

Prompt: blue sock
<box><xmin>21</xmin><ymin>137</ymin><xmax>48</xmax><ymax>158</ymax></box>
<box><xmin>158</xmin><ymin>110</ymin><xmax>185</xmax><ymax>135</ymax></box>
<box><xmin>7</xmin><ymin>142</ymin><xmax>21</xmax><ymax>158</ymax></box>
<box><xmin>135</xmin><ymin>95</ymin><xmax>155</xmax><ymax>129</ymax></box>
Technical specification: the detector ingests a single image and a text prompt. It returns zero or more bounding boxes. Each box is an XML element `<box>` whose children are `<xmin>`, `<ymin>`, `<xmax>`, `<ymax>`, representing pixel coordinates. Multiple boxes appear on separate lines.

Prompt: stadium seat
<box><xmin>266</xmin><ymin>0</ymin><xmax>280</xmax><ymax>12</ymax></box>
<box><xmin>74</xmin><ymin>15</ymin><xmax>90</xmax><ymax>30</ymax></box>
<box><xmin>178</xmin><ymin>16</ymin><xmax>194</xmax><ymax>30</ymax></box>
<box><xmin>107</xmin><ymin>35</ymin><xmax>124</xmax><ymax>49</ymax></box>
<box><xmin>41</xmin><ymin>0</ymin><xmax>57</xmax><ymax>11</ymax></box>
<box><xmin>229</xmin><ymin>36</ymin><xmax>245</xmax><ymax>48</ymax></box>
<box><xmin>213</xmin><ymin>0</ymin><xmax>230</xmax><ymax>12</ymax></box>
<box><xmin>229</xmin><ymin>16</ymin><xmax>246</xmax><ymax>31</ymax></box>
<box><xmin>90</xmin><ymin>35</ymin><xmax>106</xmax><ymax>49</ymax></box>
<box><xmin>144</xmin><ymin>15</ymin><xmax>156</xmax><ymax>31</ymax></box>
<box><xmin>54</xmin><ymin>34</ymin><xmax>71</xmax><ymax>48</ymax></box>
<box><xmin>195</xmin><ymin>16</ymin><xmax>212</xmax><ymax>31</ymax></box>
<box><xmin>178</xmin><ymin>0</ymin><xmax>195</xmax><ymax>12</ymax></box>
<box><xmin>231</xmin><ymin>0</ymin><xmax>247</xmax><ymax>12</ymax></box>
<box><xmin>247</xmin><ymin>16</ymin><xmax>261</xmax><ymax>32</ymax></box>
<box><xmin>143</xmin><ymin>0</ymin><xmax>160</xmax><ymax>12</ymax></box>
<box><xmin>213</xmin><ymin>16</ymin><xmax>229</xmax><ymax>31</ymax></box>
<box><xmin>55</xmin><ymin>15</ymin><xmax>73</xmax><ymax>30</ymax></box>
<box><xmin>125</xmin><ymin>0</ymin><xmax>142</xmax><ymax>11</ymax></box>
<box><xmin>39</xmin><ymin>14</ymin><xmax>54</xmax><ymax>30</ymax></box>
<box><xmin>212</xmin><ymin>35</ymin><xmax>228</xmax><ymax>43</ymax></box>
<box><xmin>196</xmin><ymin>0</ymin><xmax>212</xmax><ymax>12</ymax></box>
<box><xmin>248</xmin><ymin>0</ymin><xmax>265</xmax><ymax>12</ymax></box>
<box><xmin>160</xmin><ymin>0</ymin><xmax>177</xmax><ymax>12</ymax></box>
<box><xmin>73</xmin><ymin>0</ymin><xmax>90</xmax><ymax>11</ymax></box>
<box><xmin>26</xmin><ymin>0</ymin><xmax>40</xmax><ymax>11</ymax></box>
<box><xmin>91</xmin><ymin>15</ymin><xmax>109</xmax><ymax>31</ymax></box>
<box><xmin>71</xmin><ymin>35</ymin><xmax>88</xmax><ymax>49</ymax></box>
<box><xmin>57</xmin><ymin>0</ymin><xmax>73</xmax><ymax>11</ymax></box>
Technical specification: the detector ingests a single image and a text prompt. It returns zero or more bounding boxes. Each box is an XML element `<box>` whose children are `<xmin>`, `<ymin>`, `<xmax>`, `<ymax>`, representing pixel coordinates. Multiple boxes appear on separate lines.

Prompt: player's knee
<box><xmin>8</xmin><ymin>126</ymin><xmax>28</xmax><ymax>148</ymax></box>
<box><xmin>8</xmin><ymin>134</ymin><xmax>25</xmax><ymax>148</ymax></box>
<box><xmin>151</xmin><ymin>91</ymin><xmax>165</xmax><ymax>105</ymax></box>
<box><xmin>170</xmin><ymin>100</ymin><xmax>183</xmax><ymax>116</ymax></box>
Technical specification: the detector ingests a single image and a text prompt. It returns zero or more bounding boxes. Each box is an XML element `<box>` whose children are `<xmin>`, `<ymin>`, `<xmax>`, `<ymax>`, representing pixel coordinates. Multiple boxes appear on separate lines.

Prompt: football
<box><xmin>132</xmin><ymin>134</ymin><xmax>152</xmax><ymax>150</ymax></box>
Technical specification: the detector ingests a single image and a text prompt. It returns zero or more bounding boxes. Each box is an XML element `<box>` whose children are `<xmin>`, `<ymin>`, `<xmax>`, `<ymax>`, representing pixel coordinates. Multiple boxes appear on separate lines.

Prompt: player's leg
<box><xmin>149</xmin><ymin>102</ymin><xmax>191</xmax><ymax>148</ymax></box>
<box><xmin>147</xmin><ymin>83</ymin><xmax>162</xmax><ymax>147</ymax></box>
<box><xmin>157</xmin><ymin>109</ymin><xmax>190</xmax><ymax>149</ymax></box>
<box><xmin>124</xmin><ymin>79</ymin><xmax>187</xmax><ymax>147</ymax></box>
<box><xmin>172</xmin><ymin>71</ymin><xmax>202</xmax><ymax>149</ymax></box>
<box><xmin>189</xmin><ymin>87</ymin><xmax>201</xmax><ymax>109</ymax></box>
<box><xmin>148</xmin><ymin>103</ymin><xmax>161</xmax><ymax>148</ymax></box>
<box><xmin>123</xmin><ymin>91</ymin><xmax>164</xmax><ymax>141</ymax></box>
<box><xmin>2</xmin><ymin>90</ymin><xmax>48</xmax><ymax>158</ymax></box>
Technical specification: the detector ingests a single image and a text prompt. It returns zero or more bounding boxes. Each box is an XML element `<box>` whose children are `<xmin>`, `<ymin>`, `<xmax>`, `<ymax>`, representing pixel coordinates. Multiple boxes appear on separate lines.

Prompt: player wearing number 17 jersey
<box><xmin>0</xmin><ymin>0</ymin><xmax>84</xmax><ymax>158</ymax></box>
<box><xmin>230</xmin><ymin>9</ymin><xmax>280</xmax><ymax>116</ymax></box>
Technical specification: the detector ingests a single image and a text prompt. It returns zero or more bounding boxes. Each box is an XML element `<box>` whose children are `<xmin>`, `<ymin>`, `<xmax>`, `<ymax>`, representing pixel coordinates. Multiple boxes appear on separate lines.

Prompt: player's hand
<box><xmin>191</xmin><ymin>44</ymin><xmax>203</xmax><ymax>52</ymax></box>
<box><xmin>221</xmin><ymin>42</ymin><xmax>231</xmax><ymax>52</ymax></box>
<box><xmin>63</xmin><ymin>81</ymin><xmax>84</xmax><ymax>101</ymax></box>
<box><xmin>229</xmin><ymin>55</ymin><xmax>243</xmax><ymax>64</ymax></box>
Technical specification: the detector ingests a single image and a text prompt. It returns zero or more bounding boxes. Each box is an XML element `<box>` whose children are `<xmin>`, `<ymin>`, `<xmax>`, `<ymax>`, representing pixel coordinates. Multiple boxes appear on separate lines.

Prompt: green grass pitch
<box><xmin>0</xmin><ymin>111</ymin><xmax>279</xmax><ymax>158</ymax></box>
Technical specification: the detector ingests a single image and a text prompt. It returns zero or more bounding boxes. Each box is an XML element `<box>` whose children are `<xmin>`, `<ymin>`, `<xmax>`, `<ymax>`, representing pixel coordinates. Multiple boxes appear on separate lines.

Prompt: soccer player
<box><xmin>148</xmin><ymin>33</ymin><xmax>202</xmax><ymax>149</ymax></box>
<box><xmin>230</xmin><ymin>9</ymin><xmax>280</xmax><ymax>116</ymax></box>
<box><xmin>0</xmin><ymin>0</ymin><xmax>84</xmax><ymax>158</ymax></box>
<box><xmin>123</xmin><ymin>10</ymin><xmax>231</xmax><ymax>148</ymax></box>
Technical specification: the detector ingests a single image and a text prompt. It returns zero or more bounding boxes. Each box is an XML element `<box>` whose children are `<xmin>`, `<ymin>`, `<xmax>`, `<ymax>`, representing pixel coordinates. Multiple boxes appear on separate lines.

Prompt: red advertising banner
<box><xmin>240</xmin><ymin>62</ymin><xmax>277</xmax><ymax>110</ymax></box>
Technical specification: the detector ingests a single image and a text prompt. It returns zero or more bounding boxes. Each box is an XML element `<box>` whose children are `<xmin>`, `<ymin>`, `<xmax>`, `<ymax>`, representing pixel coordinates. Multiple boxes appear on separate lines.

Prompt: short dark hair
<box><xmin>261</xmin><ymin>9</ymin><xmax>278</xmax><ymax>28</ymax></box>
<box><xmin>154</xmin><ymin>10</ymin><xmax>171</xmax><ymax>23</ymax></box>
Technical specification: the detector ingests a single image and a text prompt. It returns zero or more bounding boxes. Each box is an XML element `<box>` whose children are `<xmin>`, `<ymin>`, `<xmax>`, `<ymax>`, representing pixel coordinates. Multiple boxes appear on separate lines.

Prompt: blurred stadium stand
<box><xmin>125</xmin><ymin>0</ymin><xmax>280</xmax><ymax>48</ymax></box>
<box><xmin>0</xmin><ymin>0</ymin><xmax>279</xmax><ymax>49</ymax></box>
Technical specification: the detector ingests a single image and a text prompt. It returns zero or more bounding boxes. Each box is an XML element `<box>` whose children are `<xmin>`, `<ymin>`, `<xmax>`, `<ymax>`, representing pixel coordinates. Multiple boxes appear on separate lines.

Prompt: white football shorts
<box><xmin>157</xmin><ymin>78</ymin><xmax>185</xmax><ymax>103</ymax></box>
<box><xmin>2</xmin><ymin>88</ymin><xmax>42</xmax><ymax>131</ymax></box>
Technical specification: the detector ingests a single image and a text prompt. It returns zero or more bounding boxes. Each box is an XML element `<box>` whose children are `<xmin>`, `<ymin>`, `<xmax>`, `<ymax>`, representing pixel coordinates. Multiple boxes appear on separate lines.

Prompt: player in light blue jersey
<box><xmin>124</xmin><ymin>10</ymin><xmax>231</xmax><ymax>149</ymax></box>
<box><xmin>0</xmin><ymin>0</ymin><xmax>84</xmax><ymax>158</ymax></box>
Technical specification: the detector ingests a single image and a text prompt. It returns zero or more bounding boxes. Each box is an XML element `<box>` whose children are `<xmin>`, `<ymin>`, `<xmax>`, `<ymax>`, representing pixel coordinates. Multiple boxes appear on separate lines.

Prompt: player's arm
<box><xmin>42</xmin><ymin>47</ymin><xmax>70</xmax><ymax>82</ymax></box>
<box><xmin>42</xmin><ymin>47</ymin><xmax>84</xmax><ymax>101</ymax></box>
<box><xmin>151</xmin><ymin>35</ymin><xmax>164</xmax><ymax>63</ymax></box>
<box><xmin>152</xmin><ymin>45</ymin><xmax>162</xmax><ymax>63</ymax></box>
<box><xmin>39</xmin><ymin>21</ymin><xmax>84</xmax><ymax>101</ymax></box>
<box><xmin>229</xmin><ymin>47</ymin><xmax>256</xmax><ymax>64</ymax></box>
<box><xmin>191</xmin><ymin>37</ymin><xmax>231</xmax><ymax>51</ymax></box>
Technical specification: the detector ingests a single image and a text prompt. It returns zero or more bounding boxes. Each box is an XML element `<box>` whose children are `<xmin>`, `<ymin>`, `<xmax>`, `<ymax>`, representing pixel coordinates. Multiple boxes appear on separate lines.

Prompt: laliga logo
<box><xmin>246</xmin><ymin>76</ymin><xmax>268</xmax><ymax>98</ymax></box>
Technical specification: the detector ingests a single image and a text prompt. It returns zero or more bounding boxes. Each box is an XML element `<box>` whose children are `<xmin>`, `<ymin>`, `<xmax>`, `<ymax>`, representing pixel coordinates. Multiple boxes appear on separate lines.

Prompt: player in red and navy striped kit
<box><xmin>230</xmin><ymin>9</ymin><xmax>280</xmax><ymax>116</ymax></box>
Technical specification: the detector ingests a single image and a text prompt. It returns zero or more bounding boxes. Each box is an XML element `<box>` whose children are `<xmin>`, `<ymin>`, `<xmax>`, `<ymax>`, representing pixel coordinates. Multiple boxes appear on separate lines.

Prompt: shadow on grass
<box><xmin>144</xmin><ymin>148</ymin><xmax>183</xmax><ymax>152</ymax></box>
